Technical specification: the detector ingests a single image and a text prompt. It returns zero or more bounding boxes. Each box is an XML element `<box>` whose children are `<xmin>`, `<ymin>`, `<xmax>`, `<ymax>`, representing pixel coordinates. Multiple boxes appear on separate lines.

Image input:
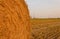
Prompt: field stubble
<box><xmin>30</xmin><ymin>19</ymin><xmax>60</xmax><ymax>39</ymax></box>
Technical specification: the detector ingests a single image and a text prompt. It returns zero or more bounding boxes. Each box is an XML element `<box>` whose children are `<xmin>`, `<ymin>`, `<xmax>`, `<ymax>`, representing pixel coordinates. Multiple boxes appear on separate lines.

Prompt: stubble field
<box><xmin>30</xmin><ymin>18</ymin><xmax>60</xmax><ymax>39</ymax></box>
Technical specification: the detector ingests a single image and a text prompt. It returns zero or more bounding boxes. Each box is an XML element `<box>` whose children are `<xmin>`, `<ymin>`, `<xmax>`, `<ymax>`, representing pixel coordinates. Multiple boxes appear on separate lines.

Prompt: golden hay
<box><xmin>0</xmin><ymin>0</ymin><xmax>30</xmax><ymax>39</ymax></box>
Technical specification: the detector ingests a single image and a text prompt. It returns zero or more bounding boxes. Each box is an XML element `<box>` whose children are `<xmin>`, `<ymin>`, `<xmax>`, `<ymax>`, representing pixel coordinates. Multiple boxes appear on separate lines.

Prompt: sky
<box><xmin>26</xmin><ymin>0</ymin><xmax>60</xmax><ymax>18</ymax></box>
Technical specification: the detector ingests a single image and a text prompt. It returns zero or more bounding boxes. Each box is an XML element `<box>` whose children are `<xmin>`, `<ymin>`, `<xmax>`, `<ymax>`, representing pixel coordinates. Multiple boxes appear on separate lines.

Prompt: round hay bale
<box><xmin>0</xmin><ymin>0</ymin><xmax>30</xmax><ymax>39</ymax></box>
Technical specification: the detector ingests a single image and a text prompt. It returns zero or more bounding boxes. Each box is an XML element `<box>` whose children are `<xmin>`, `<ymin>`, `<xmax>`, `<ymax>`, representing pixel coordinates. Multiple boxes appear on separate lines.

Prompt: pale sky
<box><xmin>26</xmin><ymin>0</ymin><xmax>60</xmax><ymax>18</ymax></box>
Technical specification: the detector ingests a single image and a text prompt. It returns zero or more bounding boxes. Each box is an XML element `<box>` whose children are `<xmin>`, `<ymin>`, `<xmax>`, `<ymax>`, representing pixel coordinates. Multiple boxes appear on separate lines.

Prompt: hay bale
<box><xmin>0</xmin><ymin>0</ymin><xmax>30</xmax><ymax>39</ymax></box>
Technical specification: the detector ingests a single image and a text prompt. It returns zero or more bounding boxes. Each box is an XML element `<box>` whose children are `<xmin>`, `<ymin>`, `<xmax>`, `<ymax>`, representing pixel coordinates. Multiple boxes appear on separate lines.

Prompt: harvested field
<box><xmin>30</xmin><ymin>18</ymin><xmax>60</xmax><ymax>39</ymax></box>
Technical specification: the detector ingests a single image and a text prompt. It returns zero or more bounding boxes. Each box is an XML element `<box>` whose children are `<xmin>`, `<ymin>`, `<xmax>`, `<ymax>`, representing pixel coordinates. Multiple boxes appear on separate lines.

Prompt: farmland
<box><xmin>30</xmin><ymin>18</ymin><xmax>60</xmax><ymax>39</ymax></box>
